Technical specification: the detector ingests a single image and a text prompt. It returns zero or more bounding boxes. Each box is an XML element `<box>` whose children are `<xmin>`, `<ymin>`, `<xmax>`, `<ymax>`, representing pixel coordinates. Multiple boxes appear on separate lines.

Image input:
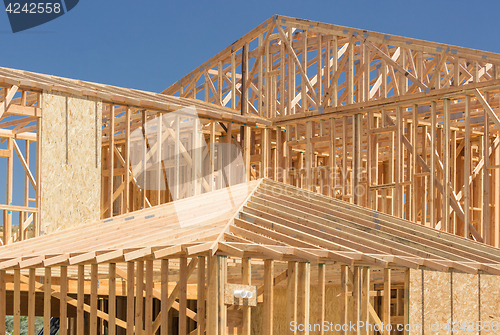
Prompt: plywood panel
<box><xmin>409</xmin><ymin>270</ymin><xmax>500</xmax><ymax>335</ymax></box>
<box><xmin>41</xmin><ymin>92</ymin><xmax>102</xmax><ymax>233</ymax></box>
<box><xmin>452</xmin><ymin>272</ymin><xmax>478</xmax><ymax>335</ymax></box>
<box><xmin>480</xmin><ymin>274</ymin><xmax>500</xmax><ymax>329</ymax></box>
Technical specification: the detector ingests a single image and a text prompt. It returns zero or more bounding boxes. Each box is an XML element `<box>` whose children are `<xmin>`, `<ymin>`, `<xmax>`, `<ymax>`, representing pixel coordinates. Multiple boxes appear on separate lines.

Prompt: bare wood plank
<box><xmin>297</xmin><ymin>262</ymin><xmax>310</xmax><ymax>335</ymax></box>
<box><xmin>77</xmin><ymin>265</ymin><xmax>84</xmax><ymax>335</ymax></box>
<box><xmin>136</xmin><ymin>261</ymin><xmax>144</xmax><ymax>334</ymax></box>
<box><xmin>90</xmin><ymin>264</ymin><xmax>98</xmax><ymax>335</ymax></box>
<box><xmin>14</xmin><ymin>269</ymin><xmax>21</xmax><ymax>335</ymax></box>
<box><xmin>263</xmin><ymin>259</ymin><xmax>274</xmax><ymax>335</ymax></box>
<box><xmin>109</xmin><ymin>263</ymin><xmax>116</xmax><ymax>335</ymax></box>
<box><xmin>161</xmin><ymin>260</ymin><xmax>169</xmax><ymax>335</ymax></box>
<box><xmin>317</xmin><ymin>264</ymin><xmax>325</xmax><ymax>335</ymax></box>
<box><xmin>197</xmin><ymin>257</ymin><xmax>205</xmax><ymax>335</ymax></box>
<box><xmin>145</xmin><ymin>260</ymin><xmax>153</xmax><ymax>335</ymax></box>
<box><xmin>60</xmin><ymin>266</ymin><xmax>68</xmax><ymax>335</ymax></box>
<box><xmin>287</xmin><ymin>262</ymin><xmax>297</xmax><ymax>335</ymax></box>
<box><xmin>242</xmin><ymin>257</ymin><xmax>251</xmax><ymax>335</ymax></box>
<box><xmin>127</xmin><ymin>262</ymin><xmax>134</xmax><ymax>335</ymax></box>
<box><xmin>179</xmin><ymin>257</ymin><xmax>188</xmax><ymax>335</ymax></box>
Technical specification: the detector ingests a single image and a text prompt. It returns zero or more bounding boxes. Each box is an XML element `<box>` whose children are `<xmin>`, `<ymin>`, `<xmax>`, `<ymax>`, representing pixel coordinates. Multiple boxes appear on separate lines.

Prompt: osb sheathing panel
<box><xmin>453</xmin><ymin>272</ymin><xmax>479</xmax><ymax>335</ymax></box>
<box><xmin>251</xmin><ymin>286</ymin><xmax>353</xmax><ymax>335</ymax></box>
<box><xmin>410</xmin><ymin>269</ymin><xmax>500</xmax><ymax>335</ymax></box>
<box><xmin>41</xmin><ymin>91</ymin><xmax>102</xmax><ymax>233</ymax></box>
<box><xmin>480</xmin><ymin>274</ymin><xmax>500</xmax><ymax>327</ymax></box>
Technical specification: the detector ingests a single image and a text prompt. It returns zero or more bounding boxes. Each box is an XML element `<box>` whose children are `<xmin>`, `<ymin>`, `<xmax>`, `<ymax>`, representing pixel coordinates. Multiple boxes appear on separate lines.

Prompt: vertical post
<box><xmin>14</xmin><ymin>268</ymin><xmax>21</xmax><ymax>335</ymax></box>
<box><xmin>353</xmin><ymin>114</ymin><xmax>362</xmax><ymax>205</ymax></box>
<box><xmin>329</xmin><ymin>118</ymin><xmax>336</xmax><ymax>197</ymax></box>
<box><xmin>244</xmin><ymin>126</ymin><xmax>251</xmax><ymax>182</ymax></box>
<box><xmin>360</xmin><ymin>267</ymin><xmax>370</xmax><ymax>335</ymax></box>
<box><xmin>124</xmin><ymin>107</ymin><xmax>130</xmax><ymax>213</ymax></box>
<box><xmin>218</xmin><ymin>257</ymin><xmax>227</xmax><ymax>335</ymax></box>
<box><xmin>342</xmin><ymin>116</ymin><xmax>348</xmax><ymax>200</ymax></box>
<box><xmin>5</xmin><ymin>137</ymin><xmax>13</xmax><ymax>244</ymax></box>
<box><xmin>90</xmin><ymin>264</ymin><xmax>98</xmax><ymax>335</ymax></box>
<box><xmin>35</xmin><ymin>108</ymin><xmax>42</xmax><ymax>237</ymax></box>
<box><xmin>430</xmin><ymin>101</ymin><xmax>437</xmax><ymax>228</ymax></box>
<box><xmin>297</xmin><ymin>262</ymin><xmax>310</xmax><ymax>335</ymax></box>
<box><xmin>348</xmin><ymin>37</ymin><xmax>354</xmax><ymax>104</ymax></box>
<box><xmin>207</xmin><ymin>255</ymin><xmax>219</xmax><ymax>335</ymax></box>
<box><xmin>77</xmin><ymin>265</ymin><xmax>85</xmax><ymax>335</ymax></box>
<box><xmin>28</xmin><ymin>268</ymin><xmax>36</xmax><ymax>335</ymax></box>
<box><xmin>443</xmin><ymin>99</ymin><xmax>451</xmax><ymax>232</ymax></box>
<box><xmin>383</xmin><ymin>268</ymin><xmax>391</xmax><ymax>332</ymax></box>
<box><xmin>156</xmin><ymin>113</ymin><xmax>163</xmax><ymax>203</ymax></box>
<box><xmin>403</xmin><ymin>269</ymin><xmax>410</xmax><ymax>335</ymax></box>
<box><xmin>0</xmin><ymin>270</ymin><xmax>4</xmax><ymax>335</ymax></box>
<box><xmin>340</xmin><ymin>265</ymin><xmax>348</xmax><ymax>335</ymax></box>
<box><xmin>127</xmin><ymin>262</ymin><xmax>135</xmax><ymax>335</ymax></box>
<box><xmin>352</xmin><ymin>266</ymin><xmax>361</xmax><ymax>334</ymax></box>
<box><xmin>317</xmin><ymin>264</ymin><xmax>326</xmax><ymax>335</ymax></box>
<box><xmin>136</xmin><ymin>261</ymin><xmax>144</xmax><ymax>334</ymax></box>
<box><xmin>179</xmin><ymin>257</ymin><xmax>188</xmax><ymax>335</ymax></box>
<box><xmin>145</xmin><ymin>260</ymin><xmax>154</xmax><ymax>335</ymax></box>
<box><xmin>302</xmin><ymin>30</ymin><xmax>308</xmax><ymax>113</ymax></box>
<box><xmin>173</xmin><ymin>114</ymin><xmax>180</xmax><ymax>200</ymax></box>
<box><xmin>483</xmin><ymin>96</ymin><xmax>490</xmax><ymax>244</ymax></box>
<box><xmin>60</xmin><ymin>266</ymin><xmax>68</xmax><ymax>335</ymax></box>
<box><xmin>108</xmin><ymin>105</ymin><xmax>115</xmax><ymax>217</ymax></box>
<box><xmin>232</xmin><ymin>52</ymin><xmax>237</xmax><ymax>110</ymax></box>
<box><xmin>463</xmin><ymin>95</ymin><xmax>471</xmax><ymax>238</ymax></box>
<box><xmin>306</xmin><ymin>121</ymin><xmax>314</xmax><ymax>191</ymax></box>
<box><xmin>242</xmin><ymin>258</ymin><xmax>251</xmax><ymax>335</ymax></box>
<box><xmin>395</xmin><ymin>107</ymin><xmax>403</xmax><ymax>217</ymax></box>
<box><xmin>263</xmin><ymin>259</ymin><xmax>274</xmax><ymax>335</ymax></box>
<box><xmin>109</xmin><ymin>264</ymin><xmax>116</xmax><ymax>335</ymax></box>
<box><xmin>287</xmin><ymin>262</ymin><xmax>298</xmax><ymax>335</ymax></box>
<box><xmin>210</xmin><ymin>122</ymin><xmax>216</xmax><ymax>191</ymax></box>
<box><xmin>197</xmin><ymin>257</ymin><xmax>206</xmax><ymax>335</ymax></box>
<box><xmin>141</xmin><ymin>110</ymin><xmax>147</xmax><ymax>209</ymax></box>
<box><xmin>22</xmin><ymin>140</ymin><xmax>30</xmax><ymax>241</ymax></box>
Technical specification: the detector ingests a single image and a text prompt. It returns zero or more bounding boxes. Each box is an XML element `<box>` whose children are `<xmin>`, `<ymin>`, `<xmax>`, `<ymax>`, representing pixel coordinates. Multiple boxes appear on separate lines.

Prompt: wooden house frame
<box><xmin>1</xmin><ymin>15</ymin><xmax>500</xmax><ymax>335</ymax></box>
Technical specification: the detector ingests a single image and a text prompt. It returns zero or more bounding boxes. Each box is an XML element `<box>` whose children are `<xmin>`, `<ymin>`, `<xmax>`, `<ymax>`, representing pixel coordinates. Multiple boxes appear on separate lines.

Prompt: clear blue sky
<box><xmin>1</xmin><ymin>0</ymin><xmax>500</xmax><ymax>225</ymax></box>
<box><xmin>1</xmin><ymin>0</ymin><xmax>499</xmax><ymax>93</ymax></box>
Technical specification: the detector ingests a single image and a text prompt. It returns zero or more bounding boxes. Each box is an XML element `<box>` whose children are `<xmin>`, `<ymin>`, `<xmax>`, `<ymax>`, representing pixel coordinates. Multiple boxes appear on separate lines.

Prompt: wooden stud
<box><xmin>340</xmin><ymin>265</ymin><xmax>348</xmax><ymax>335</ymax></box>
<box><xmin>263</xmin><ymin>259</ymin><xmax>274</xmax><ymax>335</ymax></box>
<box><xmin>179</xmin><ymin>257</ymin><xmax>188</xmax><ymax>335</ymax></box>
<box><xmin>28</xmin><ymin>268</ymin><xmax>36</xmax><ymax>335</ymax></box>
<box><xmin>108</xmin><ymin>105</ymin><xmax>115</xmax><ymax>217</ymax></box>
<box><xmin>77</xmin><ymin>265</ymin><xmax>85</xmax><ymax>335</ymax></box>
<box><xmin>124</xmin><ymin>107</ymin><xmax>130</xmax><ymax>213</ymax></box>
<box><xmin>127</xmin><ymin>262</ymin><xmax>135</xmax><ymax>335</ymax></box>
<box><xmin>145</xmin><ymin>260</ymin><xmax>154</xmax><ymax>335</ymax></box>
<box><xmin>242</xmin><ymin>258</ymin><xmax>251</xmax><ymax>335</ymax></box>
<box><xmin>14</xmin><ymin>268</ymin><xmax>21</xmax><ymax>335</ymax></box>
<box><xmin>197</xmin><ymin>257</ymin><xmax>205</xmax><ymax>335</ymax></box>
<box><xmin>383</xmin><ymin>268</ymin><xmax>391</xmax><ymax>330</ymax></box>
<box><xmin>90</xmin><ymin>264</ymin><xmax>98</xmax><ymax>335</ymax></box>
<box><xmin>60</xmin><ymin>266</ymin><xmax>68</xmax><ymax>335</ymax></box>
<box><xmin>287</xmin><ymin>261</ymin><xmax>297</xmax><ymax>335</ymax></box>
<box><xmin>136</xmin><ymin>261</ymin><xmax>144</xmax><ymax>334</ymax></box>
<box><xmin>207</xmin><ymin>255</ymin><xmax>218</xmax><ymax>335</ymax></box>
<box><xmin>443</xmin><ymin>99</ymin><xmax>451</xmax><ymax>233</ymax></box>
<box><xmin>0</xmin><ymin>270</ymin><xmax>4</xmax><ymax>335</ymax></box>
<box><xmin>297</xmin><ymin>262</ymin><xmax>310</xmax><ymax>335</ymax></box>
<box><xmin>317</xmin><ymin>264</ymin><xmax>326</xmax><ymax>335</ymax></box>
<box><xmin>430</xmin><ymin>101</ymin><xmax>436</xmax><ymax>228</ymax></box>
